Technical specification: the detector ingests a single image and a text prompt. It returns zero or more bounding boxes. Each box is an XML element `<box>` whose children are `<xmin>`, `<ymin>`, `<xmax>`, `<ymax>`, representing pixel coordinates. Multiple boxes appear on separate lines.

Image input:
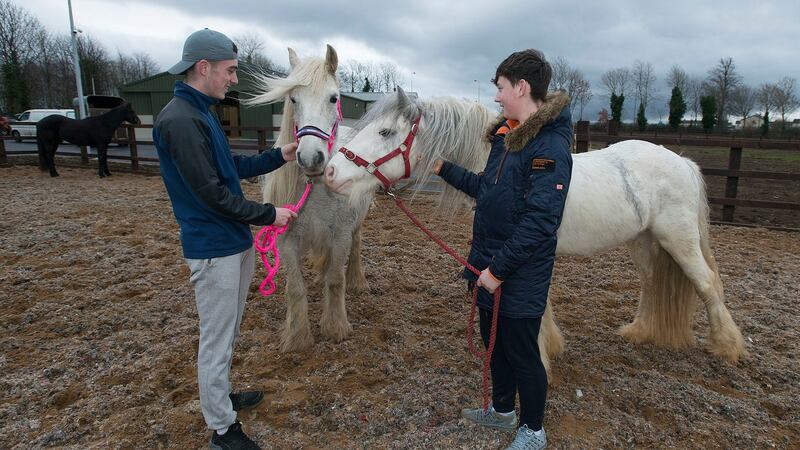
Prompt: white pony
<box><xmin>325</xmin><ymin>88</ymin><xmax>747</xmax><ymax>367</ymax></box>
<box><xmin>245</xmin><ymin>45</ymin><xmax>369</xmax><ymax>352</ymax></box>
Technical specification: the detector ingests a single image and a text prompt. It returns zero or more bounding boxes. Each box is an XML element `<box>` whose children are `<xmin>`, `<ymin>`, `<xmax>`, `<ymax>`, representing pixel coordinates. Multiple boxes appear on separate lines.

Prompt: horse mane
<box><xmin>354</xmin><ymin>94</ymin><xmax>494</xmax><ymax>216</ymax></box>
<box><xmin>100</xmin><ymin>102</ymin><xmax>129</xmax><ymax>128</ymax></box>
<box><xmin>242</xmin><ymin>57</ymin><xmax>336</xmax><ymax>206</ymax></box>
<box><xmin>243</xmin><ymin>57</ymin><xmax>335</xmax><ymax>105</ymax></box>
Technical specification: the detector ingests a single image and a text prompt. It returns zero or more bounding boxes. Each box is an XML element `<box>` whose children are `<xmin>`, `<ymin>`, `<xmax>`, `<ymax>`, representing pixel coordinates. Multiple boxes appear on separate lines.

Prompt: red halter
<box><xmin>337</xmin><ymin>115</ymin><xmax>422</xmax><ymax>190</ymax></box>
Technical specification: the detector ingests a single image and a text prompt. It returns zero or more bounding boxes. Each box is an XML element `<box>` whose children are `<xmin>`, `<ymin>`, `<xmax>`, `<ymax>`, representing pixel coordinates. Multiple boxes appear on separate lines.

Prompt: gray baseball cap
<box><xmin>168</xmin><ymin>28</ymin><xmax>238</xmax><ymax>75</ymax></box>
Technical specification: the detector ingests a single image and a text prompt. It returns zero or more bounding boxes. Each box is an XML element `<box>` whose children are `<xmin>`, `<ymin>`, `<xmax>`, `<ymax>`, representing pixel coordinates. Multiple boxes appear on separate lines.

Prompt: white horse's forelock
<box><xmin>242</xmin><ymin>56</ymin><xmax>338</xmax><ymax>107</ymax></box>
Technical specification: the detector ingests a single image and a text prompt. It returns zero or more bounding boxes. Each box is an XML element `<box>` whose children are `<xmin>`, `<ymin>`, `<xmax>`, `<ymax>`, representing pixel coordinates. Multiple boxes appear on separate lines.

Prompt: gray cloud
<box><xmin>30</xmin><ymin>0</ymin><xmax>800</xmax><ymax>120</ymax></box>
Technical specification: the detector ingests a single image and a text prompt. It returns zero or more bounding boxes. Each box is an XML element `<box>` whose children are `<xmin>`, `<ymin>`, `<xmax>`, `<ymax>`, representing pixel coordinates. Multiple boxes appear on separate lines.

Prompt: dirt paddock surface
<box><xmin>1</xmin><ymin>165</ymin><xmax>798</xmax><ymax>449</ymax></box>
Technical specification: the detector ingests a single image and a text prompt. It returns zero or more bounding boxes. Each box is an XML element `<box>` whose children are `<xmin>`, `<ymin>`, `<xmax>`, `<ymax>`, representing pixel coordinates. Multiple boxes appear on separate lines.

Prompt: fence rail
<box><xmin>0</xmin><ymin>123</ymin><xmax>279</xmax><ymax>169</ymax></box>
<box><xmin>3</xmin><ymin>122</ymin><xmax>798</xmax><ymax>231</ymax></box>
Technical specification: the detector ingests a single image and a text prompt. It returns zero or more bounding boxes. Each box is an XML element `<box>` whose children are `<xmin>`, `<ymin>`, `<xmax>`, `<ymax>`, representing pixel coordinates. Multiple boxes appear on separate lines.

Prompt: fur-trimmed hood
<box><xmin>485</xmin><ymin>91</ymin><xmax>571</xmax><ymax>152</ymax></box>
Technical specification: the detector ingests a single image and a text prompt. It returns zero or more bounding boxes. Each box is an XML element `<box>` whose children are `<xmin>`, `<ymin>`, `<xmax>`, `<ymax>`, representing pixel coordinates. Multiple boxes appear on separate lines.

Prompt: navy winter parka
<box><xmin>438</xmin><ymin>92</ymin><xmax>573</xmax><ymax>318</ymax></box>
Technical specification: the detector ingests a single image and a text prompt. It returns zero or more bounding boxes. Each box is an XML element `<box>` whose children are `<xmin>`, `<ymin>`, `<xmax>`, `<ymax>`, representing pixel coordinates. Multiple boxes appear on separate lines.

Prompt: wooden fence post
<box><xmin>722</xmin><ymin>146</ymin><xmax>743</xmax><ymax>222</ymax></box>
<box><xmin>127</xmin><ymin>125</ymin><xmax>139</xmax><ymax>171</ymax></box>
<box><xmin>575</xmin><ymin>120</ymin><xmax>589</xmax><ymax>153</ymax></box>
<box><xmin>257</xmin><ymin>129</ymin><xmax>266</xmax><ymax>154</ymax></box>
<box><xmin>0</xmin><ymin>138</ymin><xmax>11</xmax><ymax>167</ymax></box>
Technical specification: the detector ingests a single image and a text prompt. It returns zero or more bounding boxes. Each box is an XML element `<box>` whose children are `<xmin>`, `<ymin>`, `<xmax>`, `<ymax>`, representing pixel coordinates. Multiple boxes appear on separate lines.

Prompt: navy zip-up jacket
<box><xmin>439</xmin><ymin>92</ymin><xmax>573</xmax><ymax>318</ymax></box>
<box><xmin>154</xmin><ymin>81</ymin><xmax>286</xmax><ymax>259</ymax></box>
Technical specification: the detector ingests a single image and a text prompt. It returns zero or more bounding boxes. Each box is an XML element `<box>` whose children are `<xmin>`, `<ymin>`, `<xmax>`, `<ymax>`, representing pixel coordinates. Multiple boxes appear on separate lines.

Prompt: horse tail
<box><xmin>690</xmin><ymin>160</ymin><xmax>718</xmax><ymax>274</ymax></box>
<box><xmin>261</xmin><ymin>100</ymin><xmax>303</xmax><ymax>206</ymax></box>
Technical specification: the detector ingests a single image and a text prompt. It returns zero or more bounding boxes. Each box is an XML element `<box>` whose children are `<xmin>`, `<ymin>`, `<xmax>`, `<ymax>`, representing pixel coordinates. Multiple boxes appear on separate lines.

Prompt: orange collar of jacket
<box><xmin>495</xmin><ymin>119</ymin><xmax>520</xmax><ymax>136</ymax></box>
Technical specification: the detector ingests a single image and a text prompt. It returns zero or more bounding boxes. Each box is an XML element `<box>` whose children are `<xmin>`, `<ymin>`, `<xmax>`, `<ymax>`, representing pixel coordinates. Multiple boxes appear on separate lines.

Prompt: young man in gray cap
<box><xmin>154</xmin><ymin>28</ymin><xmax>297</xmax><ymax>450</ymax></box>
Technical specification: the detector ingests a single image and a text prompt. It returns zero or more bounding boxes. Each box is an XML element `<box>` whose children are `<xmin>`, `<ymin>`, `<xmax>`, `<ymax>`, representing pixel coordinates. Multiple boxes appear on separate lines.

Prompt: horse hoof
<box><xmin>347</xmin><ymin>280</ymin><xmax>369</xmax><ymax>295</ymax></box>
<box><xmin>320</xmin><ymin>319</ymin><xmax>353</xmax><ymax>343</ymax></box>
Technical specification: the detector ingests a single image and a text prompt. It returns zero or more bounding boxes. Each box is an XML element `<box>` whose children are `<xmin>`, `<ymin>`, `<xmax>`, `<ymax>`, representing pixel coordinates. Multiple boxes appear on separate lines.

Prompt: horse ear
<box><xmin>325</xmin><ymin>44</ymin><xmax>338</xmax><ymax>75</ymax></box>
<box><xmin>288</xmin><ymin>48</ymin><xmax>300</xmax><ymax>69</ymax></box>
<box><xmin>397</xmin><ymin>86</ymin><xmax>410</xmax><ymax>108</ymax></box>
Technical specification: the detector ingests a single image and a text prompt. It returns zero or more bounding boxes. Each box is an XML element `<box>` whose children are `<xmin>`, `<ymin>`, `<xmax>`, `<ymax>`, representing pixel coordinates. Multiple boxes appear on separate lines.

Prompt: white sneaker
<box><xmin>460</xmin><ymin>403</ymin><xmax>517</xmax><ymax>430</ymax></box>
<box><xmin>505</xmin><ymin>425</ymin><xmax>546</xmax><ymax>450</ymax></box>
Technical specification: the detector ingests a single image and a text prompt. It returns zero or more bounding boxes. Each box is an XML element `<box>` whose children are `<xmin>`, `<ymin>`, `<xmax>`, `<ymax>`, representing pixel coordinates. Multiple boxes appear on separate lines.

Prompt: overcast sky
<box><xmin>23</xmin><ymin>0</ymin><xmax>800</xmax><ymax>121</ymax></box>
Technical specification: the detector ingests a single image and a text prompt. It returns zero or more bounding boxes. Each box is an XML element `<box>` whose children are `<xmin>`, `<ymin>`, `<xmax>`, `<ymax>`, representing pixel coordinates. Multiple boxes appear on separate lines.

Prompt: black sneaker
<box><xmin>229</xmin><ymin>391</ymin><xmax>264</xmax><ymax>411</ymax></box>
<box><xmin>209</xmin><ymin>421</ymin><xmax>261</xmax><ymax>450</ymax></box>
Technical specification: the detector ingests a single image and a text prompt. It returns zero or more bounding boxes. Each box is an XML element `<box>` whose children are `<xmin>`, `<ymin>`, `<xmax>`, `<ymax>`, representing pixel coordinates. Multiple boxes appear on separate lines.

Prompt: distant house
<box><xmin>734</xmin><ymin>114</ymin><xmax>762</xmax><ymax>129</ymax></box>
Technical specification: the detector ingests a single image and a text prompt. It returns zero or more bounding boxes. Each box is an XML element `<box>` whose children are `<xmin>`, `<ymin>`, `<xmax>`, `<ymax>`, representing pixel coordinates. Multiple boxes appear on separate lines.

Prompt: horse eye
<box><xmin>379</xmin><ymin>129</ymin><xmax>393</xmax><ymax>137</ymax></box>
<box><xmin>329</xmin><ymin>96</ymin><xmax>338</xmax><ymax>103</ymax></box>
<box><xmin>290</xmin><ymin>97</ymin><xmax>296</xmax><ymax>104</ymax></box>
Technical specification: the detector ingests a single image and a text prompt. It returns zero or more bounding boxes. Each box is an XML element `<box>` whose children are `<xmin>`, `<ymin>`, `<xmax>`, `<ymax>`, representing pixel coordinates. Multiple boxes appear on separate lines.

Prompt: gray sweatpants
<box><xmin>186</xmin><ymin>248</ymin><xmax>255</xmax><ymax>431</ymax></box>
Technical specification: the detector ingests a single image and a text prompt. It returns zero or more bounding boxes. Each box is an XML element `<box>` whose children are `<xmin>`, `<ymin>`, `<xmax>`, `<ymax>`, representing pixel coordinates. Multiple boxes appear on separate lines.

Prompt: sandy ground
<box><xmin>0</xmin><ymin>164</ymin><xmax>798</xmax><ymax>449</ymax></box>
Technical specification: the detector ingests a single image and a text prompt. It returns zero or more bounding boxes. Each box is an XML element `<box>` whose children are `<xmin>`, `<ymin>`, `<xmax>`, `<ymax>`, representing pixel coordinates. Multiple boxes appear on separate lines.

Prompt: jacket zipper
<box><xmin>494</xmin><ymin>149</ymin><xmax>509</xmax><ymax>184</ymax></box>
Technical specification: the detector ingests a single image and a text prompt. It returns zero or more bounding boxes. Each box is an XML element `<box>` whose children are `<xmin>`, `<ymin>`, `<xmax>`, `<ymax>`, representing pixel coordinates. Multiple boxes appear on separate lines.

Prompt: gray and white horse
<box><xmin>325</xmin><ymin>88</ymin><xmax>747</xmax><ymax>368</ymax></box>
<box><xmin>245</xmin><ymin>45</ymin><xmax>369</xmax><ymax>352</ymax></box>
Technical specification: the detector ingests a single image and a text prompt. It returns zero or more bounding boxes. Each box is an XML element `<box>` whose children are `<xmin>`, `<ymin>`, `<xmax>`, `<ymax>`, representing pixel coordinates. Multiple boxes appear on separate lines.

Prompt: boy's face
<box><xmin>494</xmin><ymin>75</ymin><xmax>526</xmax><ymax>120</ymax></box>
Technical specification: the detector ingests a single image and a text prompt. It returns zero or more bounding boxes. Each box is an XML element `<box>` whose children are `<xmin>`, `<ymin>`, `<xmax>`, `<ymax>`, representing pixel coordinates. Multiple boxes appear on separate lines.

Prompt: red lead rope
<box><xmin>389</xmin><ymin>192</ymin><xmax>500</xmax><ymax>412</ymax></box>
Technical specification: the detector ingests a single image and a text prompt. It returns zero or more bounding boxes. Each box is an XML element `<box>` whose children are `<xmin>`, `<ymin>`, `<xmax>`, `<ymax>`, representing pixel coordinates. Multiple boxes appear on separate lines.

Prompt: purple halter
<box><xmin>293</xmin><ymin>98</ymin><xmax>343</xmax><ymax>155</ymax></box>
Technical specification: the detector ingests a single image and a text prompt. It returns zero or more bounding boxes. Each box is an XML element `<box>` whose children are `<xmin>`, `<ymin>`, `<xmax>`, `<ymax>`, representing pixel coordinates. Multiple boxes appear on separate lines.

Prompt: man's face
<box><xmin>200</xmin><ymin>59</ymin><xmax>238</xmax><ymax>100</ymax></box>
<box><xmin>494</xmin><ymin>75</ymin><xmax>524</xmax><ymax>120</ymax></box>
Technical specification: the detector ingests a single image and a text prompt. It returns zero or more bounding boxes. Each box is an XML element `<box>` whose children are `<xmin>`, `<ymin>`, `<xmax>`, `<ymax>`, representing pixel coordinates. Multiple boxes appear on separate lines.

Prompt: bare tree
<box><xmin>548</xmin><ymin>56</ymin><xmax>591</xmax><ymax>114</ymax></box>
<box><xmin>573</xmin><ymin>77</ymin><xmax>593</xmax><ymax>121</ymax></box>
<box><xmin>549</xmin><ymin>56</ymin><xmax>574</xmax><ymax>92</ymax></box>
<box><xmin>685</xmin><ymin>76</ymin><xmax>703</xmax><ymax>125</ymax></box>
<box><xmin>233</xmin><ymin>31</ymin><xmax>282</xmax><ymax>74</ymax></box>
<box><xmin>728</xmin><ymin>85</ymin><xmax>757</xmax><ymax>128</ymax></box>
<box><xmin>632</xmin><ymin>60</ymin><xmax>656</xmax><ymax>122</ymax></box>
<box><xmin>0</xmin><ymin>0</ymin><xmax>45</xmax><ymax>111</ymax></box>
<box><xmin>234</xmin><ymin>32</ymin><xmax>263</xmax><ymax>62</ymax></box>
<box><xmin>757</xmin><ymin>82</ymin><xmax>776</xmax><ymax>115</ymax></box>
<box><xmin>666</xmin><ymin>65</ymin><xmax>689</xmax><ymax>94</ymax></box>
<box><xmin>771</xmin><ymin>77</ymin><xmax>799</xmax><ymax>130</ymax></box>
<box><xmin>600</xmin><ymin>67</ymin><xmax>631</xmax><ymax>97</ymax></box>
<box><xmin>377</xmin><ymin>61</ymin><xmax>404</xmax><ymax>92</ymax></box>
<box><xmin>77</xmin><ymin>34</ymin><xmax>113</xmax><ymax>95</ymax></box>
<box><xmin>705</xmin><ymin>57</ymin><xmax>741</xmax><ymax>130</ymax></box>
<box><xmin>339</xmin><ymin>60</ymin><xmax>382</xmax><ymax>92</ymax></box>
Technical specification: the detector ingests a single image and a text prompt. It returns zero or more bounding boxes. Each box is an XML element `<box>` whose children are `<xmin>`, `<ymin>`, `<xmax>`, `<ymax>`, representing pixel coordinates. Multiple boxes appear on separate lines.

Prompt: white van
<box><xmin>11</xmin><ymin>109</ymin><xmax>76</xmax><ymax>142</ymax></box>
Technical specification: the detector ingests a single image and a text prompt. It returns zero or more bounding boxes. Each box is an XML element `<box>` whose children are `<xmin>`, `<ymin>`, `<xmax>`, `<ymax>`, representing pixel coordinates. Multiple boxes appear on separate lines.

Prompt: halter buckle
<box><xmin>366</xmin><ymin>163</ymin><xmax>377</xmax><ymax>174</ymax></box>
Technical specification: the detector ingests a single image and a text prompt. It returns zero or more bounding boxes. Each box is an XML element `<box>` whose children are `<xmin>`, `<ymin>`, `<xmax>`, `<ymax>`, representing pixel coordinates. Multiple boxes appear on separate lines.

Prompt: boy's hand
<box><xmin>476</xmin><ymin>267</ymin><xmax>502</xmax><ymax>293</ymax></box>
<box><xmin>280</xmin><ymin>142</ymin><xmax>298</xmax><ymax>161</ymax></box>
<box><xmin>273</xmin><ymin>207</ymin><xmax>297</xmax><ymax>227</ymax></box>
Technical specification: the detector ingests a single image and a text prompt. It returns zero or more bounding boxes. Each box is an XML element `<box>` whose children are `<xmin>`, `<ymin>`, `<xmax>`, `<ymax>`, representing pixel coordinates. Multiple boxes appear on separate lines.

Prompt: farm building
<box><xmin>117</xmin><ymin>65</ymin><xmax>399</xmax><ymax>142</ymax></box>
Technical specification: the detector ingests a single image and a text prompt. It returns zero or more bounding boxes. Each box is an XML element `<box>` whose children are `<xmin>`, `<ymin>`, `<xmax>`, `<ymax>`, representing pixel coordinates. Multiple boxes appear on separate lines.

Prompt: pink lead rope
<box><xmin>254</xmin><ymin>182</ymin><xmax>312</xmax><ymax>296</ymax></box>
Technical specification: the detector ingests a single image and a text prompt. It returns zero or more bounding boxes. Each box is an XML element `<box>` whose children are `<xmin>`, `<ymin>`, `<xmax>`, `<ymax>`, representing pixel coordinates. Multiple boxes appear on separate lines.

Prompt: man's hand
<box><xmin>273</xmin><ymin>207</ymin><xmax>297</xmax><ymax>227</ymax></box>
<box><xmin>280</xmin><ymin>142</ymin><xmax>298</xmax><ymax>161</ymax></box>
<box><xmin>476</xmin><ymin>267</ymin><xmax>502</xmax><ymax>293</ymax></box>
<box><xmin>433</xmin><ymin>159</ymin><xmax>444</xmax><ymax>175</ymax></box>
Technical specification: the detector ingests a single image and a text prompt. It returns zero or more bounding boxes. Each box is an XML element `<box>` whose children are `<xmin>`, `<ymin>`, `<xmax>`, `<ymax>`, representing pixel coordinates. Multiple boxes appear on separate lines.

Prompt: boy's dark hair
<box><xmin>494</xmin><ymin>49</ymin><xmax>552</xmax><ymax>102</ymax></box>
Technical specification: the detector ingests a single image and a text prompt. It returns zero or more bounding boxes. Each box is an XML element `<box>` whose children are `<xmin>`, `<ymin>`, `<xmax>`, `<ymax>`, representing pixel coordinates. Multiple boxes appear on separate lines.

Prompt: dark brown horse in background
<box><xmin>36</xmin><ymin>102</ymin><xmax>140</xmax><ymax>177</ymax></box>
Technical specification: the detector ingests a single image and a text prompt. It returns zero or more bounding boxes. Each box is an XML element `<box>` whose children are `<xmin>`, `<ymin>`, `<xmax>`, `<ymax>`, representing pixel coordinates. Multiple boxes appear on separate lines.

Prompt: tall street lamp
<box><xmin>68</xmin><ymin>0</ymin><xmax>87</xmax><ymax>119</ymax></box>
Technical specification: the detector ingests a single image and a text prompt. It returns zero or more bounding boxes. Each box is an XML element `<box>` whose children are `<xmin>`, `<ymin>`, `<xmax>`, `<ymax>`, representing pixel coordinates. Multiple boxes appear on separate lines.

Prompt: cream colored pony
<box><xmin>245</xmin><ymin>46</ymin><xmax>368</xmax><ymax>352</ymax></box>
<box><xmin>325</xmin><ymin>88</ymin><xmax>747</xmax><ymax>370</ymax></box>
